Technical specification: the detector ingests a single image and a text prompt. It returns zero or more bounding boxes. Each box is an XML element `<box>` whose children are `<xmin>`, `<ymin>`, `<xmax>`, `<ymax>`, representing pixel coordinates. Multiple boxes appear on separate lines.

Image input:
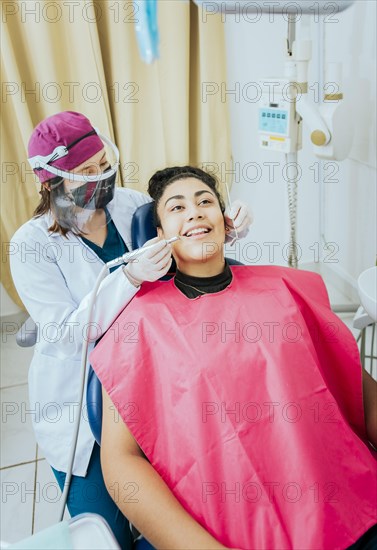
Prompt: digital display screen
<box><xmin>259</xmin><ymin>108</ymin><xmax>288</xmax><ymax>135</ymax></box>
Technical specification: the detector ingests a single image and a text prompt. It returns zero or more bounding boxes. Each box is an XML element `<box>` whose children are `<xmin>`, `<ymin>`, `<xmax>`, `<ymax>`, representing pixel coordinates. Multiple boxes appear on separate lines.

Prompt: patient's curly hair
<box><xmin>147</xmin><ymin>166</ymin><xmax>225</xmax><ymax>227</ymax></box>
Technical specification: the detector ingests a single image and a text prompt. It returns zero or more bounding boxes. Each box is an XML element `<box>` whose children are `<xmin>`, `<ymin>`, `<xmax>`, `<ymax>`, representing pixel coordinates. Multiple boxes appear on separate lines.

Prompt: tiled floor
<box><xmin>0</xmin><ymin>330</ymin><xmax>67</xmax><ymax>545</ymax></box>
<box><xmin>0</xmin><ymin>284</ymin><xmax>376</xmax><ymax>546</ymax></box>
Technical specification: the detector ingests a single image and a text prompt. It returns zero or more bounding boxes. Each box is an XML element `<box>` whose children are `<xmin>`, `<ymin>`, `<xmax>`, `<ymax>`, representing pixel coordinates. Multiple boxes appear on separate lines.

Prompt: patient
<box><xmin>90</xmin><ymin>166</ymin><xmax>377</xmax><ymax>550</ymax></box>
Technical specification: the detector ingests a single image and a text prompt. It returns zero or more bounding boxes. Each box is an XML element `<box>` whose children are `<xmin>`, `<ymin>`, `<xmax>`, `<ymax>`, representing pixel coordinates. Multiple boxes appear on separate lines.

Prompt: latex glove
<box><xmin>224</xmin><ymin>200</ymin><xmax>253</xmax><ymax>243</ymax></box>
<box><xmin>124</xmin><ymin>237</ymin><xmax>173</xmax><ymax>286</ymax></box>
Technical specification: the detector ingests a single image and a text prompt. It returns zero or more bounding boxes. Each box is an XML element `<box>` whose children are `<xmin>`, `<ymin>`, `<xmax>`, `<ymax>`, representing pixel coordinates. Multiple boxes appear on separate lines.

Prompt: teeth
<box><xmin>186</xmin><ymin>228</ymin><xmax>209</xmax><ymax>237</ymax></box>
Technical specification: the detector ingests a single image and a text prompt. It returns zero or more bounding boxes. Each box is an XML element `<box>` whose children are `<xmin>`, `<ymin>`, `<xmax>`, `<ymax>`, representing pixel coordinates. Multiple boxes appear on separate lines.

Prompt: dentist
<box><xmin>9</xmin><ymin>111</ymin><xmax>251</xmax><ymax>549</ymax></box>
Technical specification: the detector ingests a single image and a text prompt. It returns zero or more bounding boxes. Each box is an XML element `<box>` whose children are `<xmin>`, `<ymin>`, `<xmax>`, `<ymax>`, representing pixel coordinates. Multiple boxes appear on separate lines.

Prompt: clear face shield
<box><xmin>28</xmin><ymin>130</ymin><xmax>120</xmax><ymax>233</ymax></box>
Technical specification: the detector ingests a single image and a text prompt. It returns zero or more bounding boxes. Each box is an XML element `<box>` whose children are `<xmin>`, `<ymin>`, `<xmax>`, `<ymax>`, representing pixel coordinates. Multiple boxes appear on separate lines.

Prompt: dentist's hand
<box><xmin>123</xmin><ymin>237</ymin><xmax>173</xmax><ymax>287</ymax></box>
<box><xmin>224</xmin><ymin>200</ymin><xmax>253</xmax><ymax>242</ymax></box>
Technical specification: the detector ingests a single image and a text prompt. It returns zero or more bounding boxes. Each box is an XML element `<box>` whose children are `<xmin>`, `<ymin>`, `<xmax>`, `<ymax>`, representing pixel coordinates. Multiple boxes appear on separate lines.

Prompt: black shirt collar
<box><xmin>174</xmin><ymin>262</ymin><xmax>232</xmax><ymax>299</ymax></box>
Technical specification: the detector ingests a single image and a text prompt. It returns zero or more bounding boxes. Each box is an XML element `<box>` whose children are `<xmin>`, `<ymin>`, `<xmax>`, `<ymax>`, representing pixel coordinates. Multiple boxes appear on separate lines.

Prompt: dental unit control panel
<box><xmin>258</xmin><ymin>79</ymin><xmax>302</xmax><ymax>153</ymax></box>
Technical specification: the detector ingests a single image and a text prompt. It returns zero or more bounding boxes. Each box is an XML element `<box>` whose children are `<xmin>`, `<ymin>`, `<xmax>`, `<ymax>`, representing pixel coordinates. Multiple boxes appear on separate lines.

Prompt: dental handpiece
<box><xmin>106</xmin><ymin>236</ymin><xmax>180</xmax><ymax>269</ymax></box>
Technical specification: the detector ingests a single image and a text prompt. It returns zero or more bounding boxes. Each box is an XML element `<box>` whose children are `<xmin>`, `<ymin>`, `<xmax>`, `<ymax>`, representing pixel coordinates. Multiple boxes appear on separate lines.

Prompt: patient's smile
<box><xmin>183</xmin><ymin>226</ymin><xmax>211</xmax><ymax>238</ymax></box>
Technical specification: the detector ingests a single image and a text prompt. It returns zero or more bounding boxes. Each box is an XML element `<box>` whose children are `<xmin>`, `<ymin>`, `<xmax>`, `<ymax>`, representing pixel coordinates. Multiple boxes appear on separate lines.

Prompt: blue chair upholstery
<box><xmin>87</xmin><ymin>201</ymin><xmax>244</xmax><ymax>444</ymax></box>
<box><xmin>130</xmin><ymin>202</ymin><xmax>157</xmax><ymax>248</ymax></box>
<box><xmin>87</xmin><ymin>366</ymin><xmax>103</xmax><ymax>445</ymax></box>
<box><xmin>131</xmin><ymin>202</ymin><xmax>177</xmax><ymax>275</ymax></box>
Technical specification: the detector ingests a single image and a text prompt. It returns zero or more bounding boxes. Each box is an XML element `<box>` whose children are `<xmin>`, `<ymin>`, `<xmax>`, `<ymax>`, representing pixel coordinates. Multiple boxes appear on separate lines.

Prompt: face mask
<box><xmin>48</xmin><ymin>170</ymin><xmax>116</xmax><ymax>234</ymax></box>
<box><xmin>69</xmin><ymin>168</ymin><xmax>116</xmax><ymax>209</ymax></box>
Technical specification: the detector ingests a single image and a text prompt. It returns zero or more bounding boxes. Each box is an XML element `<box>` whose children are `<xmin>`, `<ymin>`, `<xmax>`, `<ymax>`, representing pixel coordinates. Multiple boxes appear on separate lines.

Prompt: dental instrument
<box><xmin>223</xmin><ymin>181</ymin><xmax>239</xmax><ymax>246</ymax></box>
<box><xmin>106</xmin><ymin>236</ymin><xmax>180</xmax><ymax>269</ymax></box>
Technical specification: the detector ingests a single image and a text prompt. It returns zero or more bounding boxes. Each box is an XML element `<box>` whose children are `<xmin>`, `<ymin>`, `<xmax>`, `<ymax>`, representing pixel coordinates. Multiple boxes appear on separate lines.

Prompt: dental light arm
<box><xmin>295</xmin><ymin>94</ymin><xmax>331</xmax><ymax>147</ymax></box>
<box><xmin>193</xmin><ymin>1</ymin><xmax>355</xmax><ymax>15</ymax></box>
<box><xmin>284</xmin><ymin>18</ymin><xmax>330</xmax><ymax>149</ymax></box>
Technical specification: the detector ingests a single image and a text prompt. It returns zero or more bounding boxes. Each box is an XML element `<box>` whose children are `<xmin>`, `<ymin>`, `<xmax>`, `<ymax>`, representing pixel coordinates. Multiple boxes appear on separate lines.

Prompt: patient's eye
<box><xmin>170</xmin><ymin>204</ymin><xmax>184</xmax><ymax>212</ymax></box>
<box><xmin>199</xmin><ymin>198</ymin><xmax>213</xmax><ymax>206</ymax></box>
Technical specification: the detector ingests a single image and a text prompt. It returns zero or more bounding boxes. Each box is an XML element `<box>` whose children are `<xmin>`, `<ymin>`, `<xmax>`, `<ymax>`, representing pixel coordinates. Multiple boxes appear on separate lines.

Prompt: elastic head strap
<box><xmin>29</xmin><ymin>129</ymin><xmax>98</xmax><ymax>171</ymax></box>
<box><xmin>65</xmin><ymin>129</ymin><xmax>97</xmax><ymax>152</ymax></box>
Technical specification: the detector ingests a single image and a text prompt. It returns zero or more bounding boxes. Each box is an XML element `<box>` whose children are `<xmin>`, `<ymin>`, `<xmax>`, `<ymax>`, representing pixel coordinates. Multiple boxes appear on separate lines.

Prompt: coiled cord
<box><xmin>285</xmin><ymin>153</ymin><xmax>299</xmax><ymax>269</ymax></box>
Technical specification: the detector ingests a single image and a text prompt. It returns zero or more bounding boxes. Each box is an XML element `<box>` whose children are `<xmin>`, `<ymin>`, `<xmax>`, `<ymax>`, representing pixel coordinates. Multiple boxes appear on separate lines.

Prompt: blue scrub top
<box><xmin>82</xmin><ymin>209</ymin><xmax>128</xmax><ymax>272</ymax></box>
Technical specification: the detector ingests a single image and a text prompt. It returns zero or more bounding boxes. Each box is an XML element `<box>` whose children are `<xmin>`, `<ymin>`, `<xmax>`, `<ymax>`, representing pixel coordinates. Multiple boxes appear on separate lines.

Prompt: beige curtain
<box><xmin>1</xmin><ymin>0</ymin><xmax>231</xmax><ymax>308</ymax></box>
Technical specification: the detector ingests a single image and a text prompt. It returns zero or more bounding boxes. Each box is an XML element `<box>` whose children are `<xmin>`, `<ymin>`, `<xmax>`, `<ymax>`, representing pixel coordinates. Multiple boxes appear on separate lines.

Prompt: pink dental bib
<box><xmin>91</xmin><ymin>266</ymin><xmax>377</xmax><ymax>549</ymax></box>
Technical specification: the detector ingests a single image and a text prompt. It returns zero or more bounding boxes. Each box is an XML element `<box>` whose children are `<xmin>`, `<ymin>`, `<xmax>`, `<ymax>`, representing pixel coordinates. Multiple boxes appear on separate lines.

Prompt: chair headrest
<box><xmin>131</xmin><ymin>202</ymin><xmax>157</xmax><ymax>249</ymax></box>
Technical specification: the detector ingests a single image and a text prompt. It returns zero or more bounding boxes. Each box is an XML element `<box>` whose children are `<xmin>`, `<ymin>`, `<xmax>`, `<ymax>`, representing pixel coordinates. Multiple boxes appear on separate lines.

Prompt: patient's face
<box><xmin>157</xmin><ymin>177</ymin><xmax>225</xmax><ymax>270</ymax></box>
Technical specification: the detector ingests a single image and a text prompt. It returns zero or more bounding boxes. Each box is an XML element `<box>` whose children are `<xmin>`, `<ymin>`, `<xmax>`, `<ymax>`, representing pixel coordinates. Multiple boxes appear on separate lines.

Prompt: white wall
<box><xmin>322</xmin><ymin>0</ymin><xmax>376</xmax><ymax>281</ymax></box>
<box><xmin>223</xmin><ymin>1</ymin><xmax>376</xmax><ymax>290</ymax></box>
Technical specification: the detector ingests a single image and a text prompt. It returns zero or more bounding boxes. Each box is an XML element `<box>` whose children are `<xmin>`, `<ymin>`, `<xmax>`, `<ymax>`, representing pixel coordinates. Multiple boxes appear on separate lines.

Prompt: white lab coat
<box><xmin>10</xmin><ymin>188</ymin><xmax>152</xmax><ymax>475</ymax></box>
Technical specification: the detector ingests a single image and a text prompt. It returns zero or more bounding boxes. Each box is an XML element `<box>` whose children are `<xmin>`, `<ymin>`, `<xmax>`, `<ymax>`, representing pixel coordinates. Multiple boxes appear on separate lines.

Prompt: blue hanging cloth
<box><xmin>134</xmin><ymin>0</ymin><xmax>159</xmax><ymax>64</ymax></box>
